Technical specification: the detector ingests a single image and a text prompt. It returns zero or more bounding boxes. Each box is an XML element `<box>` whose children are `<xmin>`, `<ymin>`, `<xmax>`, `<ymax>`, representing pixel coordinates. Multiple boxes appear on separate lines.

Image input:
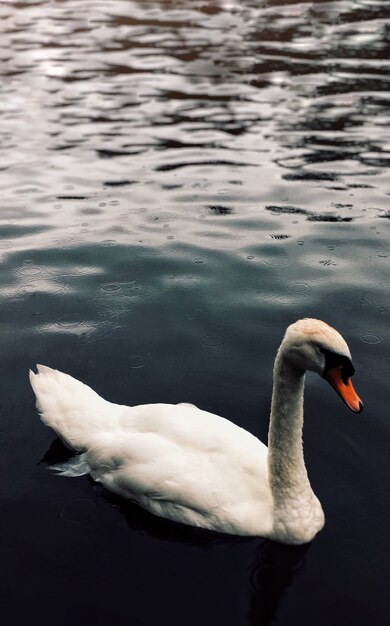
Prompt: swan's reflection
<box><xmin>104</xmin><ymin>489</ymin><xmax>311</xmax><ymax>624</ymax></box>
<box><xmin>248</xmin><ymin>540</ymin><xmax>310</xmax><ymax>626</ymax></box>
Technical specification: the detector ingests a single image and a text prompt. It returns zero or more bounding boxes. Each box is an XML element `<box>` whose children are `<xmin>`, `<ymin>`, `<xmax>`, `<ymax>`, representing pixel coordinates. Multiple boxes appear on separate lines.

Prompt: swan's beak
<box><xmin>324</xmin><ymin>365</ymin><xmax>363</xmax><ymax>413</ymax></box>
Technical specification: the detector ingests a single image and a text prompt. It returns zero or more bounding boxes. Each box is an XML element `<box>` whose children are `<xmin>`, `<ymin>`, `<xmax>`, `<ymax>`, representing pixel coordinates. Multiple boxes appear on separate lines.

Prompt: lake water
<box><xmin>0</xmin><ymin>0</ymin><xmax>389</xmax><ymax>624</ymax></box>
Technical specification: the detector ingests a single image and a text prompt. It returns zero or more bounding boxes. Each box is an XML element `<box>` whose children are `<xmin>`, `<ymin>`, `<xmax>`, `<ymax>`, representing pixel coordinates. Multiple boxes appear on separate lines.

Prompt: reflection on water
<box><xmin>249</xmin><ymin>541</ymin><xmax>310</xmax><ymax>626</ymax></box>
<box><xmin>0</xmin><ymin>1</ymin><xmax>390</xmax><ymax>625</ymax></box>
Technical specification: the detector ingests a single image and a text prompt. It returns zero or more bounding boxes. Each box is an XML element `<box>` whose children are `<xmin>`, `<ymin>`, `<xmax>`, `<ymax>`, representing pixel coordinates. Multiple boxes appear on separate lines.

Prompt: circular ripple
<box><xmin>193</xmin><ymin>257</ymin><xmax>205</xmax><ymax>264</ymax></box>
<box><xmin>122</xmin><ymin>284</ymin><xmax>143</xmax><ymax>299</ymax></box>
<box><xmin>55</xmin><ymin>315</ymin><xmax>86</xmax><ymax>328</ymax></box>
<box><xmin>100</xmin><ymin>239</ymin><xmax>116</xmax><ymax>247</ymax></box>
<box><xmin>127</xmin><ymin>356</ymin><xmax>147</xmax><ymax>369</ymax></box>
<box><xmin>17</xmin><ymin>280</ymin><xmax>68</xmax><ymax>296</ymax></box>
<box><xmin>60</xmin><ymin>497</ymin><xmax>98</xmax><ymax>523</ymax></box>
<box><xmin>100</xmin><ymin>283</ymin><xmax>121</xmax><ymax>293</ymax></box>
<box><xmin>360</xmin><ymin>333</ymin><xmax>382</xmax><ymax>344</ymax></box>
<box><xmin>201</xmin><ymin>335</ymin><xmax>224</xmax><ymax>347</ymax></box>
<box><xmin>269</xmin><ymin>294</ymin><xmax>306</xmax><ymax>306</ymax></box>
<box><xmin>287</xmin><ymin>282</ymin><xmax>310</xmax><ymax>293</ymax></box>
<box><xmin>17</xmin><ymin>265</ymin><xmax>44</xmax><ymax>276</ymax></box>
<box><xmin>263</xmin><ymin>257</ymin><xmax>290</xmax><ymax>267</ymax></box>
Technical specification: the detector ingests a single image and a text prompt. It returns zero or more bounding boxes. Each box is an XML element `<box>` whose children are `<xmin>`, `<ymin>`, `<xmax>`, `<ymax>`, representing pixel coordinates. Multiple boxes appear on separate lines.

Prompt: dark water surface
<box><xmin>1</xmin><ymin>1</ymin><xmax>390</xmax><ymax>624</ymax></box>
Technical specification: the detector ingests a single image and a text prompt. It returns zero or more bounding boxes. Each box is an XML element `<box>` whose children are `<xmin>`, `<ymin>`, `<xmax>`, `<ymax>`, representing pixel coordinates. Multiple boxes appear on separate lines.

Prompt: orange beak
<box><xmin>324</xmin><ymin>365</ymin><xmax>363</xmax><ymax>413</ymax></box>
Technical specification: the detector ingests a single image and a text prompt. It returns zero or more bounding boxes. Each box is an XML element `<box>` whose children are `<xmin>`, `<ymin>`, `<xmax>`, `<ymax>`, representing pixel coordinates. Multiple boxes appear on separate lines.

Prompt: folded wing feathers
<box><xmin>50</xmin><ymin>454</ymin><xmax>91</xmax><ymax>477</ymax></box>
<box><xmin>29</xmin><ymin>365</ymin><xmax>116</xmax><ymax>451</ymax></box>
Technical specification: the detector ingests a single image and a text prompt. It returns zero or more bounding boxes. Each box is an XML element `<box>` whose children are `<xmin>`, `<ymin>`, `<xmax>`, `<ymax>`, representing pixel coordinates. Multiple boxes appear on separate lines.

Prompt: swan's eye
<box><xmin>320</xmin><ymin>348</ymin><xmax>355</xmax><ymax>383</ymax></box>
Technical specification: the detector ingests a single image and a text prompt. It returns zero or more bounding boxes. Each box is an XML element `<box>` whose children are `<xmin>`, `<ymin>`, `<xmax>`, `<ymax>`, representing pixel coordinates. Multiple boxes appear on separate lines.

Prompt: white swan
<box><xmin>29</xmin><ymin>318</ymin><xmax>363</xmax><ymax>545</ymax></box>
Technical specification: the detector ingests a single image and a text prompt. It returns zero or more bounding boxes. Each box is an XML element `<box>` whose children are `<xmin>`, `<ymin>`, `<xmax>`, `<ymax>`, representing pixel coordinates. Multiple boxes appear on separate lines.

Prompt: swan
<box><xmin>29</xmin><ymin>318</ymin><xmax>363</xmax><ymax>545</ymax></box>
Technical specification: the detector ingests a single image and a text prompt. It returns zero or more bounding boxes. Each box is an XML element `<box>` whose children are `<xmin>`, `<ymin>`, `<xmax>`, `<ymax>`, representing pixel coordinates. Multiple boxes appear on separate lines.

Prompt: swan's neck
<box><xmin>267</xmin><ymin>349</ymin><xmax>323</xmax><ymax>543</ymax></box>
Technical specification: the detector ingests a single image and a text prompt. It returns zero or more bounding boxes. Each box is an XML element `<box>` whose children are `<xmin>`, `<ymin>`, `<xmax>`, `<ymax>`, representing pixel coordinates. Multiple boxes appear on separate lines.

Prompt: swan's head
<box><xmin>282</xmin><ymin>318</ymin><xmax>363</xmax><ymax>413</ymax></box>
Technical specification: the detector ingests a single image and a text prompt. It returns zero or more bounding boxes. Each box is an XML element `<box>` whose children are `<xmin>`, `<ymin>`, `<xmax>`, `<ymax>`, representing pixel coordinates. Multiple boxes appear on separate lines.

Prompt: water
<box><xmin>0</xmin><ymin>0</ymin><xmax>389</xmax><ymax>624</ymax></box>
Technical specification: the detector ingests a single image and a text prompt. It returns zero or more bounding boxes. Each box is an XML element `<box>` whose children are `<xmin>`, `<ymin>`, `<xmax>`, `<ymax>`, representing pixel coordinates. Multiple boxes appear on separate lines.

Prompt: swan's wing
<box><xmin>85</xmin><ymin>403</ymin><xmax>272</xmax><ymax>535</ymax></box>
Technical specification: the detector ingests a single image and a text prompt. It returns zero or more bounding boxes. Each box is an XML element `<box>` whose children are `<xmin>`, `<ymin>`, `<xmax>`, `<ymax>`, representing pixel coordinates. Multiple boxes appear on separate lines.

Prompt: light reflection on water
<box><xmin>0</xmin><ymin>1</ymin><xmax>389</xmax><ymax>625</ymax></box>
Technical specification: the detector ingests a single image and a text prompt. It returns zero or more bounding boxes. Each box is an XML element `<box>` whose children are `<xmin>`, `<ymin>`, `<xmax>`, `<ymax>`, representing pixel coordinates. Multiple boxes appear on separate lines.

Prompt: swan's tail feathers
<box><xmin>29</xmin><ymin>365</ymin><xmax>116</xmax><ymax>452</ymax></box>
<box><xmin>50</xmin><ymin>453</ymin><xmax>91</xmax><ymax>477</ymax></box>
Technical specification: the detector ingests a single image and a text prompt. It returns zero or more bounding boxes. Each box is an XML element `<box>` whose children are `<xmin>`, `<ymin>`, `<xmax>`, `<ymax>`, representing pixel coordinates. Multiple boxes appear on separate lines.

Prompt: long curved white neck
<box><xmin>267</xmin><ymin>347</ymin><xmax>316</xmax><ymax>527</ymax></box>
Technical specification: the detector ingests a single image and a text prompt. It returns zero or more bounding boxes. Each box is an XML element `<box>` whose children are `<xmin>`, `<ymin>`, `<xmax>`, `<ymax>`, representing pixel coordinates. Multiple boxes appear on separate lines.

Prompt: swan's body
<box><xmin>30</xmin><ymin>319</ymin><xmax>363</xmax><ymax>544</ymax></box>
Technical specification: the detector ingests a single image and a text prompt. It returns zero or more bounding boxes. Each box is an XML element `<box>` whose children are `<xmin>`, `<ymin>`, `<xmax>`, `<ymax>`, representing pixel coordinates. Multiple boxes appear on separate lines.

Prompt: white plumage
<box><xmin>29</xmin><ymin>319</ymin><xmax>363</xmax><ymax>544</ymax></box>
